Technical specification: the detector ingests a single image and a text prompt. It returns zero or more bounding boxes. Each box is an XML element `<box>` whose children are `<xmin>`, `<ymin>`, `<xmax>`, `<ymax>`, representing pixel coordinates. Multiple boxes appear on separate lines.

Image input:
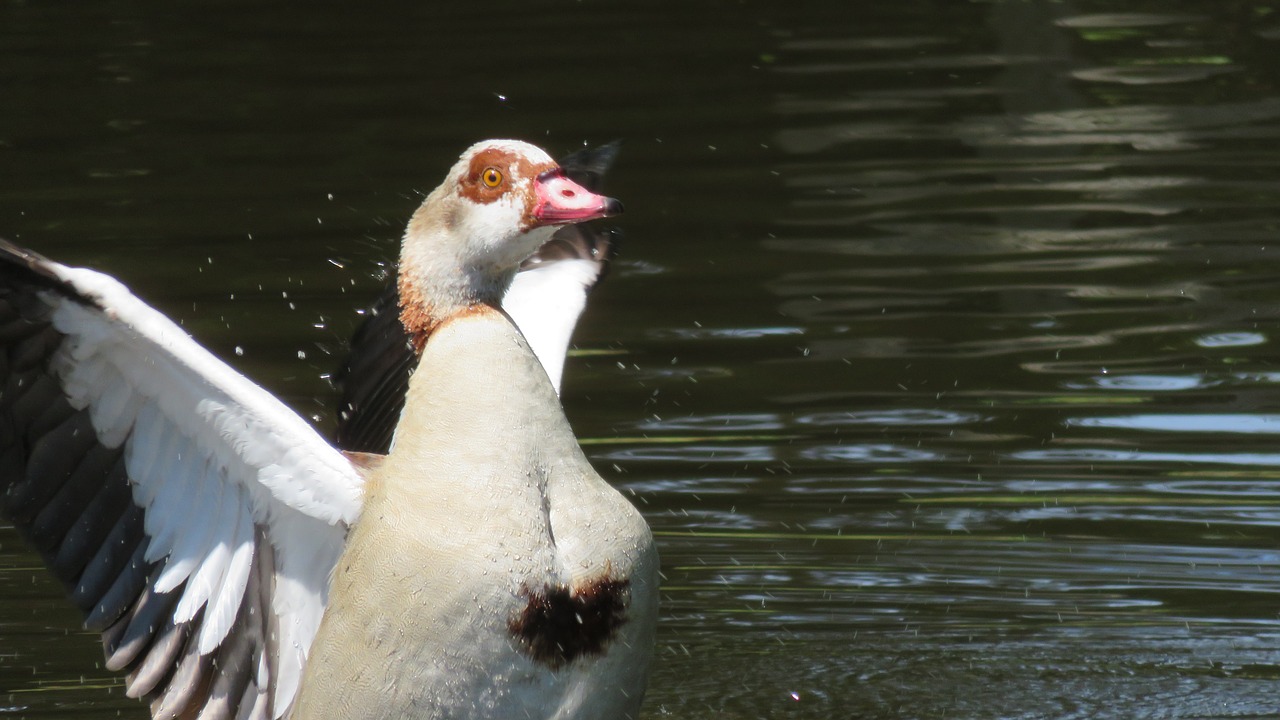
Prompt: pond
<box><xmin>5</xmin><ymin>1</ymin><xmax>1280</xmax><ymax>718</ymax></box>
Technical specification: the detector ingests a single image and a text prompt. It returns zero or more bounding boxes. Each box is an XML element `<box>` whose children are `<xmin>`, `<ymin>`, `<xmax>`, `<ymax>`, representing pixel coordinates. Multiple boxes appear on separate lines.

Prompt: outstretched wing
<box><xmin>501</xmin><ymin>223</ymin><xmax>620</xmax><ymax>394</ymax></box>
<box><xmin>330</xmin><ymin>276</ymin><xmax>413</xmax><ymax>456</ymax></box>
<box><xmin>334</xmin><ymin>142</ymin><xmax>622</xmax><ymax>455</ymax></box>
<box><xmin>0</xmin><ymin>241</ymin><xmax>364</xmax><ymax>720</ymax></box>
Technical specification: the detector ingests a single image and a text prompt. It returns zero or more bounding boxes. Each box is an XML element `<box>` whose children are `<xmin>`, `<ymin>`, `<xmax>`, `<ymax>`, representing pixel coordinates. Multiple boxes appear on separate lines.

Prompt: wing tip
<box><xmin>0</xmin><ymin>238</ymin><xmax>96</xmax><ymax>306</ymax></box>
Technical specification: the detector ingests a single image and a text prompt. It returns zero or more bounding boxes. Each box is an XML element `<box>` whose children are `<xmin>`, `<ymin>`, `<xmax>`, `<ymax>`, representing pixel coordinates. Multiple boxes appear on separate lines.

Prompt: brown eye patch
<box><xmin>458</xmin><ymin>147</ymin><xmax>558</xmax><ymax>205</ymax></box>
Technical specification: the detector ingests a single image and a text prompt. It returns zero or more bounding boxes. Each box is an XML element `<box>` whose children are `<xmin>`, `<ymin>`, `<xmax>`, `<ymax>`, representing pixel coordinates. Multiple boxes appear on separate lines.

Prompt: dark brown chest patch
<box><xmin>509</xmin><ymin>576</ymin><xmax>630</xmax><ymax>670</ymax></box>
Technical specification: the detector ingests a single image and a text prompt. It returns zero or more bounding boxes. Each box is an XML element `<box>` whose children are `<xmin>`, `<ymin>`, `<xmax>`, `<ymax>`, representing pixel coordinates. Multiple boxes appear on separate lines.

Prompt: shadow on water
<box><xmin>6</xmin><ymin>1</ymin><xmax>1280</xmax><ymax>718</ymax></box>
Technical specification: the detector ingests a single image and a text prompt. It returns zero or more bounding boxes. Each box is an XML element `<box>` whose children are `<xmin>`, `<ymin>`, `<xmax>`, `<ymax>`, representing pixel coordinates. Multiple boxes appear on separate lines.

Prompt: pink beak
<box><xmin>532</xmin><ymin>170</ymin><xmax>624</xmax><ymax>226</ymax></box>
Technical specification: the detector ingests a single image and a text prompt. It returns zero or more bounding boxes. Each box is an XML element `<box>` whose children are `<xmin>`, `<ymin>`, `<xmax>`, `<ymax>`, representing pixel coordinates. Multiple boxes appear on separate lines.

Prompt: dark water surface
<box><xmin>6</xmin><ymin>1</ymin><xmax>1280</xmax><ymax>718</ymax></box>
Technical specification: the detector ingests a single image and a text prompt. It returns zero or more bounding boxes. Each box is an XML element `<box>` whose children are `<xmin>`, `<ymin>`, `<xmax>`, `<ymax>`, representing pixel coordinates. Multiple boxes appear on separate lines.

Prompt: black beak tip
<box><xmin>603</xmin><ymin>197</ymin><xmax>625</xmax><ymax>217</ymax></box>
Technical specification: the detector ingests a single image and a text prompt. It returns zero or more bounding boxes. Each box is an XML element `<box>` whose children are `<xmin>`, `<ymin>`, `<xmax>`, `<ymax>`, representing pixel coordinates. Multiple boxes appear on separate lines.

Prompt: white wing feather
<box><xmin>503</xmin><ymin>257</ymin><xmax>602</xmax><ymax>395</ymax></box>
<box><xmin>36</xmin><ymin>262</ymin><xmax>364</xmax><ymax>718</ymax></box>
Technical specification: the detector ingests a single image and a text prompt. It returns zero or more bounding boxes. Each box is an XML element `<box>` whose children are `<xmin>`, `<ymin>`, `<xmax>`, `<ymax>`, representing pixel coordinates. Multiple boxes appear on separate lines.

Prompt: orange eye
<box><xmin>482</xmin><ymin>167</ymin><xmax>503</xmax><ymax>188</ymax></box>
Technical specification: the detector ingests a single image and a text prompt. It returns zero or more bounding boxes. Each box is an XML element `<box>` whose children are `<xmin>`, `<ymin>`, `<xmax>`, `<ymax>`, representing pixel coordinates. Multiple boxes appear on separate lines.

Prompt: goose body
<box><xmin>301</xmin><ymin>309</ymin><xmax>656</xmax><ymax>719</ymax></box>
<box><xmin>0</xmin><ymin>139</ymin><xmax>657</xmax><ymax>720</ymax></box>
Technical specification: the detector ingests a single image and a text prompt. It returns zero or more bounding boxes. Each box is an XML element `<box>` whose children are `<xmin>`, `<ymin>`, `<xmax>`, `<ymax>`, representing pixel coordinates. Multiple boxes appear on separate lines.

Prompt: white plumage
<box><xmin>504</xmin><ymin>254</ymin><xmax>606</xmax><ymax>395</ymax></box>
<box><xmin>26</xmin><ymin>260</ymin><xmax>363</xmax><ymax>715</ymax></box>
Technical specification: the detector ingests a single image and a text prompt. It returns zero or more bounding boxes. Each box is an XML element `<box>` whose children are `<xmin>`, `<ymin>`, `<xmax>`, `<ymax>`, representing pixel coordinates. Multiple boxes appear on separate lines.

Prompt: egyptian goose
<box><xmin>0</xmin><ymin>139</ymin><xmax>659</xmax><ymax>720</ymax></box>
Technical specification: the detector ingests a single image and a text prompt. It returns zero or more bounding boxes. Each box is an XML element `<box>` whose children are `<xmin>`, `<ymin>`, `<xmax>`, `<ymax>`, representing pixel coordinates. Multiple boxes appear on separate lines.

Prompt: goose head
<box><xmin>398</xmin><ymin>139</ymin><xmax>621</xmax><ymax>337</ymax></box>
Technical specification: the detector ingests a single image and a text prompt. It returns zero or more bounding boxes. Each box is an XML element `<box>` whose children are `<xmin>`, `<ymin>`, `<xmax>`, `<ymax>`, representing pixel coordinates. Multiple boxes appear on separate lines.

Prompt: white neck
<box><xmin>397</xmin><ymin>190</ymin><xmax>556</xmax><ymax>334</ymax></box>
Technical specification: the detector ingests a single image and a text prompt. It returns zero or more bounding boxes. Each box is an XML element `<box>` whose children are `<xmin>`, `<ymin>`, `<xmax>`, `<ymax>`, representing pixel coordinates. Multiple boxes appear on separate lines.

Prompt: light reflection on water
<box><xmin>1070</xmin><ymin>413</ymin><xmax>1280</xmax><ymax>434</ymax></box>
<box><xmin>1015</xmin><ymin>447</ymin><xmax>1280</xmax><ymax>469</ymax></box>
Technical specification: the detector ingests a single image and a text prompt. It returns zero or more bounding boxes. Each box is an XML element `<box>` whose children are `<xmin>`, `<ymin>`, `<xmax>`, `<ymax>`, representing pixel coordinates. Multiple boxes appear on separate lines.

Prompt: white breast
<box><xmin>293</xmin><ymin>309</ymin><xmax>659</xmax><ymax>720</ymax></box>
